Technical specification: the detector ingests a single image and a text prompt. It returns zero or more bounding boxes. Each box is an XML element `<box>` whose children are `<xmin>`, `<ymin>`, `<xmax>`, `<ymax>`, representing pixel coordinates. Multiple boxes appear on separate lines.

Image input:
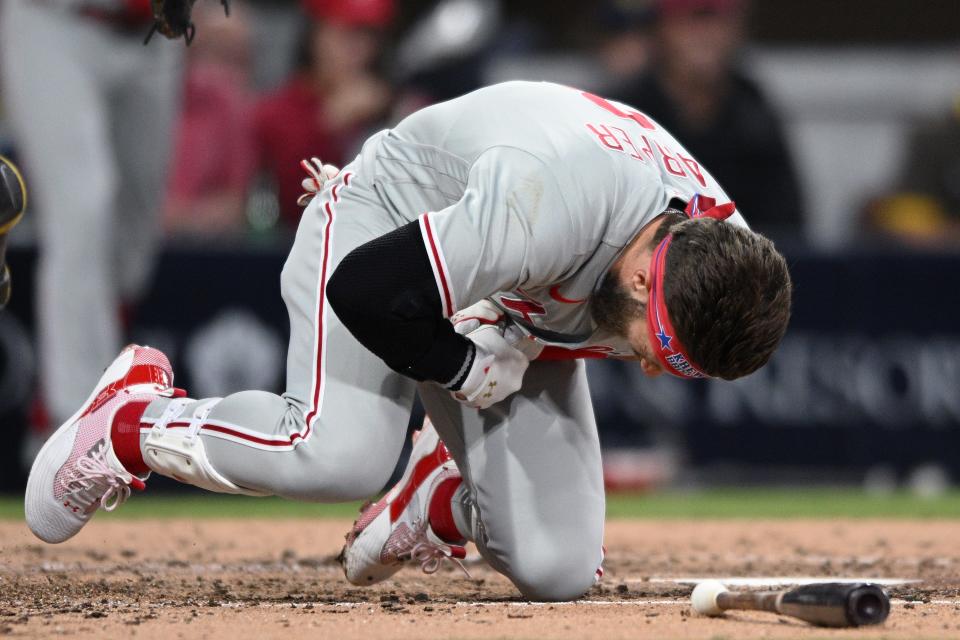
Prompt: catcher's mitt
<box><xmin>144</xmin><ymin>0</ymin><xmax>230</xmax><ymax>46</ymax></box>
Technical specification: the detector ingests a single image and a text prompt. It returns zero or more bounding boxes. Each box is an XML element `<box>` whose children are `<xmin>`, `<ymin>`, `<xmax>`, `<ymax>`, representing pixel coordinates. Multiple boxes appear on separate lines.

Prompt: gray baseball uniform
<box><xmin>394</xmin><ymin>81</ymin><xmax>746</xmax><ymax>356</ymax></box>
<box><xmin>139</xmin><ymin>81</ymin><xmax>744</xmax><ymax>600</ymax></box>
<box><xmin>1</xmin><ymin>0</ymin><xmax>182</xmax><ymax>426</ymax></box>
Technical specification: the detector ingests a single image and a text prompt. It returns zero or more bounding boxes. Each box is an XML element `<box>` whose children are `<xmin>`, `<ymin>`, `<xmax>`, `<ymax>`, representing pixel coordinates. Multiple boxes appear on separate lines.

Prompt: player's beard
<box><xmin>590</xmin><ymin>269</ymin><xmax>646</xmax><ymax>338</ymax></box>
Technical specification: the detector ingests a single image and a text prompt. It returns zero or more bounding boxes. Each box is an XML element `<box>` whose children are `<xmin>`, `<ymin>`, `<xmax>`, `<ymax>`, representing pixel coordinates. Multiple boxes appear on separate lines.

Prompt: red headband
<box><xmin>646</xmin><ymin>195</ymin><xmax>736</xmax><ymax>379</ymax></box>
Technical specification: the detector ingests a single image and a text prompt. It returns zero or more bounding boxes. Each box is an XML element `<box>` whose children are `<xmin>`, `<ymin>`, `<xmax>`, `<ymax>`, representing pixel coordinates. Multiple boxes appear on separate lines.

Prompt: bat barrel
<box><xmin>778</xmin><ymin>583</ymin><xmax>890</xmax><ymax>627</ymax></box>
<box><xmin>709</xmin><ymin>582</ymin><xmax>891</xmax><ymax>628</ymax></box>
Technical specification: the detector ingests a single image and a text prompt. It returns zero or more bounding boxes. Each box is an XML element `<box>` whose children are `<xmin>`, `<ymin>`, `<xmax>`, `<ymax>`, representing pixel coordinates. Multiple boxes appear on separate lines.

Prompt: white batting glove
<box><xmin>452</xmin><ymin>299</ymin><xmax>544</xmax><ymax>361</ymax></box>
<box><xmin>297</xmin><ymin>157</ymin><xmax>341</xmax><ymax>207</ymax></box>
<box><xmin>451</xmin><ymin>299</ymin><xmax>503</xmax><ymax>335</ymax></box>
<box><xmin>453</xmin><ymin>325</ymin><xmax>530</xmax><ymax>410</ymax></box>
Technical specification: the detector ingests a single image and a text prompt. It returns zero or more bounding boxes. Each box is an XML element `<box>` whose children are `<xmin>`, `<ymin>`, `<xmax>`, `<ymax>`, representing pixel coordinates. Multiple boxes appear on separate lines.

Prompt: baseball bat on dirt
<box><xmin>0</xmin><ymin>155</ymin><xmax>27</xmax><ymax>308</ymax></box>
<box><xmin>691</xmin><ymin>581</ymin><xmax>890</xmax><ymax>627</ymax></box>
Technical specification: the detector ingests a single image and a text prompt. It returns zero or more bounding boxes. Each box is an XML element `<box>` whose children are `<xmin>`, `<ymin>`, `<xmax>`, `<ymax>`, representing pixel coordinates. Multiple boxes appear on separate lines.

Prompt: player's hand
<box><xmin>453</xmin><ymin>325</ymin><xmax>529</xmax><ymax>410</ymax></box>
<box><xmin>297</xmin><ymin>158</ymin><xmax>340</xmax><ymax>207</ymax></box>
<box><xmin>145</xmin><ymin>0</ymin><xmax>230</xmax><ymax>46</ymax></box>
<box><xmin>451</xmin><ymin>299</ymin><xmax>503</xmax><ymax>335</ymax></box>
<box><xmin>452</xmin><ymin>300</ymin><xmax>544</xmax><ymax>361</ymax></box>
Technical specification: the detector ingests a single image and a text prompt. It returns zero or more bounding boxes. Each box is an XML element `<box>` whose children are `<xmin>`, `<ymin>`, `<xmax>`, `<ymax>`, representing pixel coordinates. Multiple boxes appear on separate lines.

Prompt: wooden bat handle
<box><xmin>716</xmin><ymin>590</ymin><xmax>781</xmax><ymax>613</ymax></box>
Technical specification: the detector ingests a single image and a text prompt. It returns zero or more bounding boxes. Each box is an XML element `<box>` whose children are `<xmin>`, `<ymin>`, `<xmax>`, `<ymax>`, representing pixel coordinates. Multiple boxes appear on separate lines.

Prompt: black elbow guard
<box><xmin>326</xmin><ymin>221</ymin><xmax>471</xmax><ymax>384</ymax></box>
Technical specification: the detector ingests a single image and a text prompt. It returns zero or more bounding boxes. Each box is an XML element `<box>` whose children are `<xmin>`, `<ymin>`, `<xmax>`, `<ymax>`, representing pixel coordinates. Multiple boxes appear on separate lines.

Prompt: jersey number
<box><xmin>581</xmin><ymin>91</ymin><xmax>656</xmax><ymax>130</ymax></box>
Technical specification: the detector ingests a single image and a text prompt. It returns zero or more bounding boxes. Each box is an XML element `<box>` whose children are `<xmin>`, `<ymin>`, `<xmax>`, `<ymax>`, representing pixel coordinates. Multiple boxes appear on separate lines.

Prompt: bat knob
<box><xmin>691</xmin><ymin>580</ymin><xmax>727</xmax><ymax>616</ymax></box>
<box><xmin>846</xmin><ymin>584</ymin><xmax>890</xmax><ymax>626</ymax></box>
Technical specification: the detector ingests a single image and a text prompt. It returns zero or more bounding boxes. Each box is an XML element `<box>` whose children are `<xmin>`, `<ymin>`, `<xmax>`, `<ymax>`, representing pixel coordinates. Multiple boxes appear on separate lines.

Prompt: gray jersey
<box><xmin>388</xmin><ymin>81</ymin><xmax>748</xmax><ymax>357</ymax></box>
<box><xmin>100</xmin><ymin>82</ymin><xmax>745</xmax><ymax>602</ymax></box>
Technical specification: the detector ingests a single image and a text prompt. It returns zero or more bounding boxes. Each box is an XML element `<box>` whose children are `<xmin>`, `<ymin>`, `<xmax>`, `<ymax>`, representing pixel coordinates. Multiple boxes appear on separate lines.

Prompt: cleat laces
<box><xmin>402</xmin><ymin>519</ymin><xmax>470</xmax><ymax>578</ymax></box>
<box><xmin>59</xmin><ymin>442</ymin><xmax>139</xmax><ymax>514</ymax></box>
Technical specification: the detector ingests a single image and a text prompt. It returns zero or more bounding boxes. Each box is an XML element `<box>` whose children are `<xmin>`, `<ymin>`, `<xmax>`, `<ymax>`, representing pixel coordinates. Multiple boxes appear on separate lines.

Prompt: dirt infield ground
<box><xmin>2</xmin><ymin>518</ymin><xmax>959</xmax><ymax>639</ymax></box>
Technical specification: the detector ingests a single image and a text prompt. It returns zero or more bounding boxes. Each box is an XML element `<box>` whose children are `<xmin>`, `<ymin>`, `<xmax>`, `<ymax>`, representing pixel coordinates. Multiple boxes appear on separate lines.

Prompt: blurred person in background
<box><xmin>398</xmin><ymin>0</ymin><xmax>506</xmax><ymax>105</ymax></box>
<box><xmin>864</xmin><ymin>95</ymin><xmax>960</xmax><ymax>249</ymax></box>
<box><xmin>243</xmin><ymin>0</ymin><xmax>306</xmax><ymax>92</ymax></box>
<box><xmin>594</xmin><ymin>0</ymin><xmax>655</xmax><ymax>97</ymax></box>
<box><xmin>613</xmin><ymin>0</ymin><xmax>803</xmax><ymax>240</ymax></box>
<box><xmin>0</xmin><ymin>0</ymin><xmax>182</xmax><ymax>446</ymax></box>
<box><xmin>164</xmin><ymin>1</ymin><xmax>257</xmax><ymax>238</ymax></box>
<box><xmin>253</xmin><ymin>0</ymin><xmax>395</xmax><ymax>227</ymax></box>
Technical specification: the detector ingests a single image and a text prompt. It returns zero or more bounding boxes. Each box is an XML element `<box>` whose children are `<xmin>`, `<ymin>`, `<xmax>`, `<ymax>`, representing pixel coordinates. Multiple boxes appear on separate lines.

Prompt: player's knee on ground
<box><xmin>505</xmin><ymin>540</ymin><xmax>600</xmax><ymax>601</ymax></box>
<box><xmin>470</xmin><ymin>489</ymin><xmax>604</xmax><ymax>601</ymax></box>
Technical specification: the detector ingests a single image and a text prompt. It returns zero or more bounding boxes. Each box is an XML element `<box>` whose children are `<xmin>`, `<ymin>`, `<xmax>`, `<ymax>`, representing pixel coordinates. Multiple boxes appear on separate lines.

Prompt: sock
<box><xmin>110</xmin><ymin>400</ymin><xmax>151</xmax><ymax>476</ymax></box>
<box><xmin>428</xmin><ymin>475</ymin><xmax>467</xmax><ymax>544</ymax></box>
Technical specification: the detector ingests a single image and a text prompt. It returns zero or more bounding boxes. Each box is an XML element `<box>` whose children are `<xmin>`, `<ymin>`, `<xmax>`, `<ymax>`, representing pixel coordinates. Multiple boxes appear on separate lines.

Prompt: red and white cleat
<box><xmin>24</xmin><ymin>345</ymin><xmax>178</xmax><ymax>543</ymax></box>
<box><xmin>340</xmin><ymin>422</ymin><xmax>467</xmax><ymax>585</ymax></box>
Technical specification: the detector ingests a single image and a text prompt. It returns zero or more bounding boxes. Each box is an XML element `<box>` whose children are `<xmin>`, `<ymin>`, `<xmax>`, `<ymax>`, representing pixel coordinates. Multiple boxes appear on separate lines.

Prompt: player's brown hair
<box><xmin>655</xmin><ymin>217</ymin><xmax>792</xmax><ymax>380</ymax></box>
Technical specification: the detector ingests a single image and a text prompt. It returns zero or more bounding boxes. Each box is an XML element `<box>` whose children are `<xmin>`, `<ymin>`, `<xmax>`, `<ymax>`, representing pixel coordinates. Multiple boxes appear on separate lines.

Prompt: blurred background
<box><xmin>1</xmin><ymin>0</ymin><xmax>958</xmax><ymax>497</ymax></box>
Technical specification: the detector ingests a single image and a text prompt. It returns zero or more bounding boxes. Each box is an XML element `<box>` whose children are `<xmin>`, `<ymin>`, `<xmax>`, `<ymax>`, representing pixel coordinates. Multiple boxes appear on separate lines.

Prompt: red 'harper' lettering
<box><xmin>657</xmin><ymin>143</ymin><xmax>686</xmax><ymax>178</ymax></box>
<box><xmin>586</xmin><ymin>124</ymin><xmax>624</xmax><ymax>152</ymax></box>
<box><xmin>611</xmin><ymin>126</ymin><xmax>645</xmax><ymax>161</ymax></box>
<box><xmin>638</xmin><ymin>135</ymin><xmax>655</xmax><ymax>161</ymax></box>
<box><xmin>586</xmin><ymin>124</ymin><xmax>653</xmax><ymax>164</ymax></box>
<box><xmin>581</xmin><ymin>89</ymin><xmax>710</xmax><ymax>190</ymax></box>
<box><xmin>679</xmin><ymin>153</ymin><xmax>706</xmax><ymax>187</ymax></box>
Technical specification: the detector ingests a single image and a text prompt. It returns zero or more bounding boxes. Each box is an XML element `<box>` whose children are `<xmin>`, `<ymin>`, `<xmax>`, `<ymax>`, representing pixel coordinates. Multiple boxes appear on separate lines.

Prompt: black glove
<box><xmin>144</xmin><ymin>0</ymin><xmax>230</xmax><ymax>46</ymax></box>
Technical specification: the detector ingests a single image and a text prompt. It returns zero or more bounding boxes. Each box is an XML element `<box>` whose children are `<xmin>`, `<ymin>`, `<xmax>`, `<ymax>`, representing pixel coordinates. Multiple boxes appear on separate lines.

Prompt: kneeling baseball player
<box><xmin>25</xmin><ymin>81</ymin><xmax>791</xmax><ymax>601</ymax></box>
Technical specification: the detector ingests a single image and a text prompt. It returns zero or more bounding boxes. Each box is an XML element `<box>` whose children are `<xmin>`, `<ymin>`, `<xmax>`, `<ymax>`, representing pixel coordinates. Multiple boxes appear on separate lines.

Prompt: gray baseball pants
<box><xmin>0</xmin><ymin>0</ymin><xmax>182</xmax><ymax>424</ymax></box>
<box><xmin>140</xmin><ymin>135</ymin><xmax>605</xmax><ymax>601</ymax></box>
